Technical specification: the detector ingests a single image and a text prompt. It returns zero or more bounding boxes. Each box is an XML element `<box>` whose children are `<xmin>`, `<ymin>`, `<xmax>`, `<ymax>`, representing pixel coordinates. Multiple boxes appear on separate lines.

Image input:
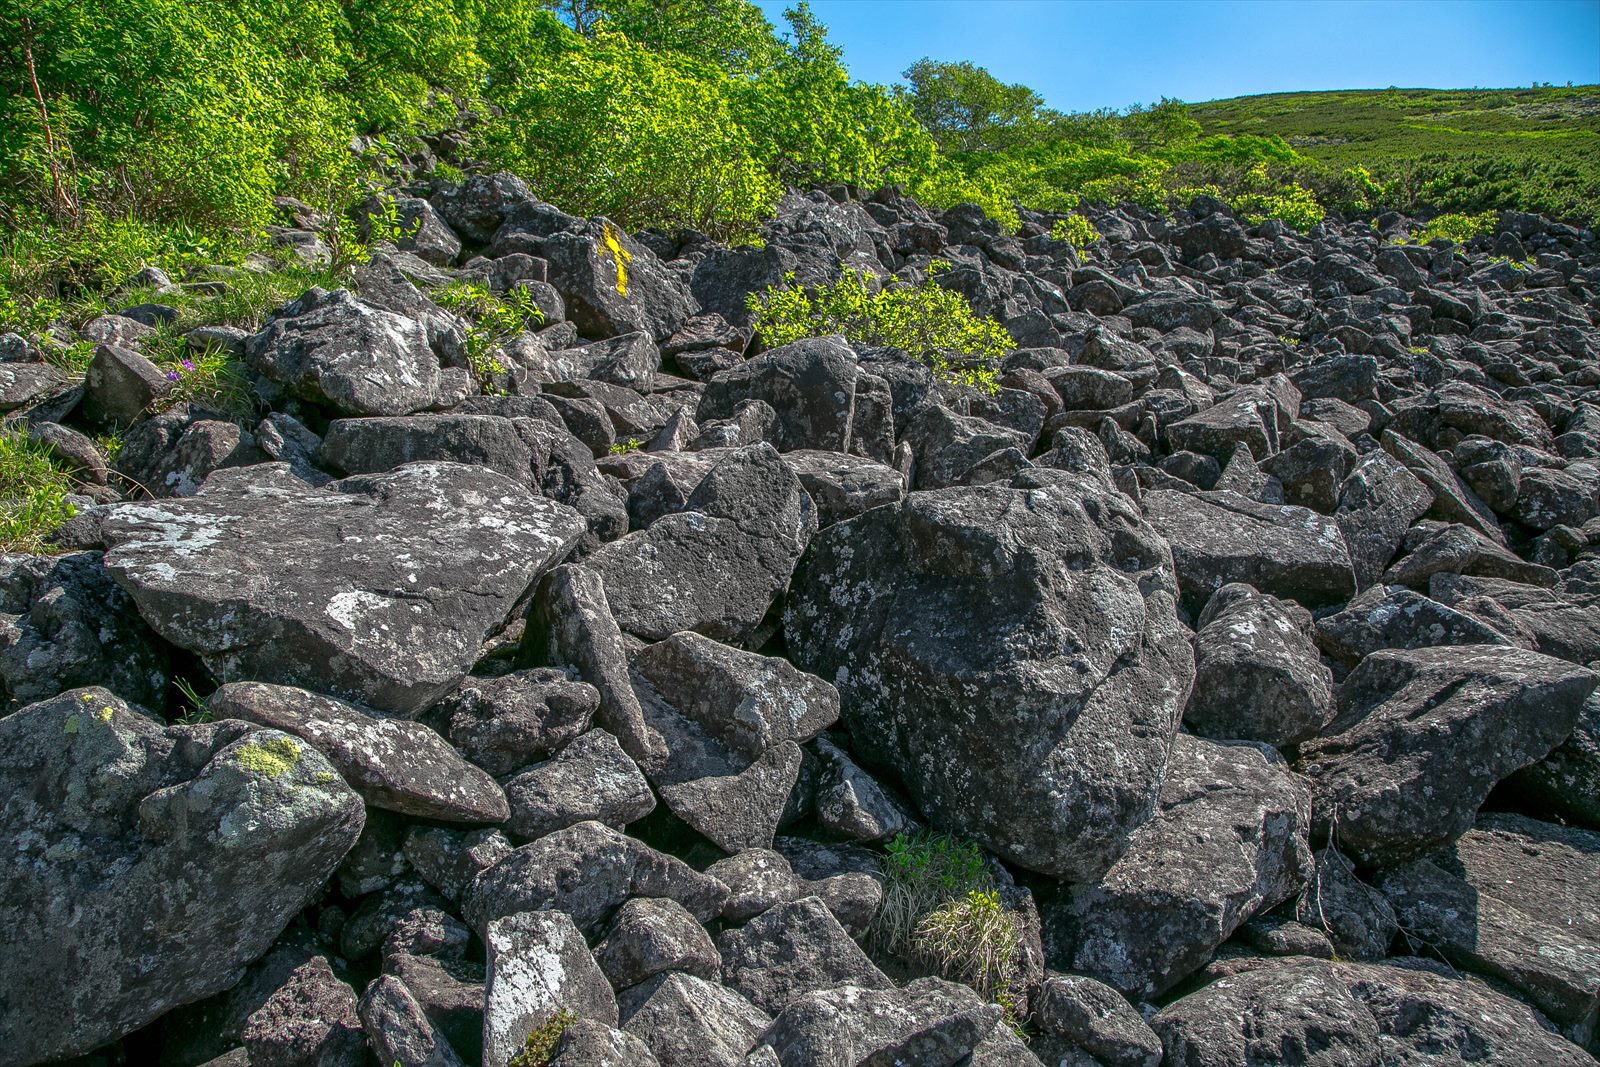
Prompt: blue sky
<box><xmin>752</xmin><ymin>0</ymin><xmax>1600</xmax><ymax>112</ymax></box>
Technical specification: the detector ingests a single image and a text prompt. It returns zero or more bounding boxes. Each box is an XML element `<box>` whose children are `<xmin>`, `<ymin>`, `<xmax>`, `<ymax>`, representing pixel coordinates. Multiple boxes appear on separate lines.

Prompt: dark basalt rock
<box><xmin>0</xmin><ymin>688</ymin><xmax>365</xmax><ymax>1064</ymax></box>
<box><xmin>1296</xmin><ymin>644</ymin><xmax>1597</xmax><ymax>866</ymax></box>
<box><xmin>102</xmin><ymin>462</ymin><xmax>586</xmax><ymax>717</ymax></box>
<box><xmin>786</xmin><ymin>470</ymin><xmax>1193</xmax><ymax>882</ymax></box>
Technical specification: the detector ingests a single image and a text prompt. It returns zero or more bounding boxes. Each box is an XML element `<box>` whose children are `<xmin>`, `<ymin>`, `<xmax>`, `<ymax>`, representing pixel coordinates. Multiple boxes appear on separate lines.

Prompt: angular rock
<box><xmin>463</xmin><ymin>820</ymin><xmax>729</xmax><ymax>936</ymax></box>
<box><xmin>1186</xmin><ymin>583</ymin><xmax>1334</xmax><ymax>746</ymax></box>
<box><xmin>786</xmin><ymin>472</ymin><xmax>1193</xmax><ymax>882</ymax></box>
<box><xmin>620</xmin><ymin>973</ymin><xmax>770</xmax><ymax>1067</ymax></box>
<box><xmin>82</xmin><ymin>342</ymin><xmax>172</xmax><ymax>427</ymax></box>
<box><xmin>503</xmin><ymin>728</ymin><xmax>655</xmax><ymax>839</ymax></box>
<box><xmin>103</xmin><ymin>462</ymin><xmax>585</xmax><ymax>716</ymax></box>
<box><xmin>1314</xmin><ymin>584</ymin><xmax>1514</xmax><ymax>665</ymax></box>
<box><xmin>1154</xmin><ymin>957</ymin><xmax>1594</xmax><ymax>1067</ymax></box>
<box><xmin>1296</xmin><ymin>645</ymin><xmax>1597</xmax><ymax>865</ymax></box>
<box><xmin>1033</xmin><ymin>974</ymin><xmax>1162</xmax><ymax>1067</ymax></box>
<box><xmin>780</xmin><ymin>449</ymin><xmax>904</xmax><ymax>529</ymax></box>
<box><xmin>1508</xmin><ymin>681</ymin><xmax>1600</xmax><ymax>828</ymax></box>
<box><xmin>707</xmin><ymin>848</ymin><xmax>883</xmax><ymax>936</ymax></box>
<box><xmin>697</xmin><ymin>336</ymin><xmax>858</xmax><ymax>453</ymax></box>
<box><xmin>526</xmin><ymin>564</ymin><xmax>666</xmax><ymax>763</ymax></box>
<box><xmin>484</xmin><ymin>910</ymin><xmax>618</xmax><ymax>1067</ymax></box>
<box><xmin>549</xmin><ymin>1018</ymin><xmax>661</xmax><ymax>1066</ymax></box>
<box><xmin>1044</xmin><ymin>734</ymin><xmax>1312</xmax><ymax>997</ymax></box>
<box><xmin>594</xmin><ymin>896</ymin><xmax>723</xmax><ymax>991</ymax></box>
<box><xmin>1294</xmin><ymin>846</ymin><xmax>1399</xmax><ymax>962</ymax></box>
<box><xmin>718</xmin><ymin>896</ymin><xmax>893</xmax><ymax>1015</ymax></box>
<box><xmin>755</xmin><ymin>978</ymin><xmax>1006</xmax><ymax>1067</ymax></box>
<box><xmin>544</xmin><ymin>223</ymin><xmax>696</xmax><ymax>342</ymax></box>
<box><xmin>209</xmin><ymin>681</ymin><xmax>509</xmax><ymax>823</ymax></box>
<box><xmin>1375</xmin><ymin>813</ymin><xmax>1600</xmax><ymax>1043</ymax></box>
<box><xmin>0</xmin><ymin>550</ymin><xmax>168</xmax><ymax>712</ymax></box>
<box><xmin>439</xmin><ymin>668</ymin><xmax>599</xmax><ymax>778</ymax></box>
<box><xmin>629</xmin><ymin>631</ymin><xmax>839</xmax><ymax>761</ymax></box>
<box><xmin>0</xmin><ymin>688</ymin><xmax>365</xmax><ymax>1064</ymax></box>
<box><xmin>245</xmin><ymin>287</ymin><xmax>447</xmax><ymax>416</ymax></box>
<box><xmin>1143</xmin><ymin>488</ymin><xmax>1358</xmax><ymax>615</ymax></box>
<box><xmin>584</xmin><ymin>443</ymin><xmax>816</xmax><ymax>644</ymax></box>
<box><xmin>1336</xmin><ymin>449</ymin><xmax>1436</xmax><ymax>589</ymax></box>
<box><xmin>242</xmin><ymin>955</ymin><xmax>365</xmax><ymax>1067</ymax></box>
<box><xmin>404</xmin><ymin>827</ymin><xmax>515</xmax><ymax>905</ymax></box>
<box><xmin>0</xmin><ymin>360</ymin><xmax>67</xmax><ymax>412</ymax></box>
<box><xmin>358</xmin><ymin>973</ymin><xmax>469</xmax><ymax>1067</ymax></box>
<box><xmin>811</xmin><ymin>734</ymin><xmax>917</xmax><ymax>844</ymax></box>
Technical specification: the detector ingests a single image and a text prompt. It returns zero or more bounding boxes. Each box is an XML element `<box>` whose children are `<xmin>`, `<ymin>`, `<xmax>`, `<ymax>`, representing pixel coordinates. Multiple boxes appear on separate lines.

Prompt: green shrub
<box><xmin>432</xmin><ymin>280</ymin><xmax>545</xmax><ymax>393</ymax></box>
<box><xmin>0</xmin><ymin>431</ymin><xmax>78</xmax><ymax>552</ymax></box>
<box><xmin>872</xmin><ymin>830</ymin><xmax>991</xmax><ymax>960</ymax></box>
<box><xmin>1051</xmin><ymin>213</ymin><xmax>1101</xmax><ymax>252</ymax></box>
<box><xmin>1405</xmin><ymin>210</ymin><xmax>1497</xmax><ymax>244</ymax></box>
<box><xmin>507</xmin><ymin>1009</ymin><xmax>578</xmax><ymax>1067</ymax></box>
<box><xmin>747</xmin><ymin>263</ymin><xmax>1009</xmax><ymax>392</ymax></box>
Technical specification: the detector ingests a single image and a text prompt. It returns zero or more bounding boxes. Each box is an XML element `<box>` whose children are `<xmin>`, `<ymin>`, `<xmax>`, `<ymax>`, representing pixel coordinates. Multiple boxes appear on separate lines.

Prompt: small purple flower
<box><xmin>165</xmin><ymin>370</ymin><xmax>181</xmax><ymax>381</ymax></box>
<box><xmin>181</xmin><ymin>359</ymin><xmax>195</xmax><ymax>372</ymax></box>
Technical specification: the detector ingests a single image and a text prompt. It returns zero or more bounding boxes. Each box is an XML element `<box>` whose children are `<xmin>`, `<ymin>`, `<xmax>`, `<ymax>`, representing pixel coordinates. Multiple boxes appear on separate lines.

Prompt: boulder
<box><xmin>0</xmin><ymin>688</ymin><xmax>365</xmax><ymax>1064</ymax></box>
<box><xmin>1186</xmin><ymin>583</ymin><xmax>1333</xmax><ymax>746</ymax></box>
<box><xmin>502</xmin><ymin>728</ymin><xmax>655</xmax><ymax>839</ymax></box>
<box><xmin>1296</xmin><ymin>645</ymin><xmax>1597</xmax><ymax>866</ymax></box>
<box><xmin>1043</xmin><ymin>734</ymin><xmax>1313</xmax><ymax>998</ymax></box>
<box><xmin>245</xmin><ymin>287</ymin><xmax>448</xmax><ymax>416</ymax></box>
<box><xmin>102</xmin><ymin>462</ymin><xmax>585</xmax><ymax>716</ymax></box>
<box><xmin>697</xmin><ymin>336</ymin><xmax>859</xmax><ymax>453</ymax></box>
<box><xmin>717</xmin><ymin>896</ymin><xmax>893</xmax><ymax>1015</ymax></box>
<box><xmin>209</xmin><ymin>681</ymin><xmax>509</xmax><ymax>823</ymax></box>
<box><xmin>786</xmin><ymin>471</ymin><xmax>1193</xmax><ymax>882</ymax></box>
<box><xmin>483</xmin><ymin>910</ymin><xmax>618</xmax><ymax>1067</ymax></box>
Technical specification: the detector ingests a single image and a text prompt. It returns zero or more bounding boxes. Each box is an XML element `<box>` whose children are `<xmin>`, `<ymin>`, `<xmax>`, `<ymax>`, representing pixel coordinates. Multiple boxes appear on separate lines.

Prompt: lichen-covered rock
<box><xmin>1153</xmin><ymin>957</ymin><xmax>1595</xmax><ymax>1067</ymax></box>
<box><xmin>717</xmin><ymin>896</ymin><xmax>892</xmax><ymax>1015</ymax></box>
<box><xmin>1186</xmin><ymin>582</ymin><xmax>1333</xmax><ymax>746</ymax></box>
<box><xmin>1043</xmin><ymin>734</ymin><xmax>1312</xmax><ymax>998</ymax></box>
<box><xmin>245</xmin><ymin>287</ymin><xmax>448</xmax><ymax>416</ymax></box>
<box><xmin>103</xmin><ymin>462</ymin><xmax>585</xmax><ymax>716</ymax></box>
<box><xmin>786</xmin><ymin>470</ymin><xmax>1194</xmax><ymax>882</ymax></box>
<box><xmin>502</xmin><ymin>728</ymin><xmax>655</xmax><ymax>839</ymax></box>
<box><xmin>1374</xmin><ymin>813</ymin><xmax>1600</xmax><ymax>1046</ymax></box>
<box><xmin>1032</xmin><ymin>974</ymin><xmax>1162</xmax><ymax>1067</ymax></box>
<box><xmin>584</xmin><ymin>443</ymin><xmax>816</xmax><ymax>644</ymax></box>
<box><xmin>208</xmin><ymin>681</ymin><xmax>509</xmax><ymax>823</ymax></box>
<box><xmin>357</xmin><ymin>973</ymin><xmax>469</xmax><ymax>1067</ymax></box>
<box><xmin>620</xmin><ymin>972</ymin><xmax>770</xmax><ymax>1067</ymax></box>
<box><xmin>242</xmin><ymin>954</ymin><xmax>366</xmax><ymax>1067</ymax></box>
<box><xmin>0</xmin><ymin>688</ymin><xmax>365</xmax><ymax>1065</ymax></box>
<box><xmin>697</xmin><ymin>336</ymin><xmax>859</xmax><ymax>453</ymax></box>
<box><xmin>484</xmin><ymin>910</ymin><xmax>618</xmax><ymax>1067</ymax></box>
<box><xmin>544</xmin><ymin>223</ymin><xmax>696</xmax><ymax>342</ymax></box>
<box><xmin>594</xmin><ymin>896</ymin><xmax>723</xmax><ymax>991</ymax></box>
<box><xmin>463</xmin><ymin>820</ymin><xmax>729</xmax><ymax>936</ymax></box>
<box><xmin>1296</xmin><ymin>644</ymin><xmax>1597</xmax><ymax>866</ymax></box>
<box><xmin>1143</xmin><ymin>488</ymin><xmax>1357</xmax><ymax>614</ymax></box>
<box><xmin>755</xmin><ymin>978</ymin><xmax>1008</xmax><ymax>1067</ymax></box>
<box><xmin>438</xmin><ymin>668</ymin><xmax>599</xmax><ymax>778</ymax></box>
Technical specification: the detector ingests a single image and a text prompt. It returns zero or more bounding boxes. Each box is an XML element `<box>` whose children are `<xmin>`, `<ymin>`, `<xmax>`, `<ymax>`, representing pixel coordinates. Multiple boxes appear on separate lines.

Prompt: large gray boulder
<box><xmin>0</xmin><ymin>688</ymin><xmax>365</xmax><ymax>1065</ymax></box>
<box><xmin>1143</xmin><ymin>488</ymin><xmax>1358</xmax><ymax>615</ymax></box>
<box><xmin>102</xmin><ymin>462</ymin><xmax>585</xmax><ymax>716</ymax></box>
<box><xmin>1043</xmin><ymin>734</ymin><xmax>1313</xmax><ymax>998</ymax></box>
<box><xmin>483</xmin><ymin>910</ymin><xmax>618</xmax><ymax>1067</ymax></box>
<box><xmin>245</xmin><ymin>287</ymin><xmax>449</xmax><ymax>416</ymax></box>
<box><xmin>786</xmin><ymin>470</ymin><xmax>1194</xmax><ymax>881</ymax></box>
<box><xmin>1297</xmin><ymin>645</ymin><xmax>1597</xmax><ymax>866</ymax></box>
<box><xmin>1152</xmin><ymin>957</ymin><xmax>1594</xmax><ymax>1067</ymax></box>
<box><xmin>583</xmin><ymin>443</ymin><xmax>816</xmax><ymax>645</ymax></box>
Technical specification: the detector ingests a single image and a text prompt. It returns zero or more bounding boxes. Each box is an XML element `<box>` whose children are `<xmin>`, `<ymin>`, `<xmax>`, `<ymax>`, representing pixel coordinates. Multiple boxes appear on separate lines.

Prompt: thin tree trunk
<box><xmin>20</xmin><ymin>11</ymin><xmax>77</xmax><ymax>224</ymax></box>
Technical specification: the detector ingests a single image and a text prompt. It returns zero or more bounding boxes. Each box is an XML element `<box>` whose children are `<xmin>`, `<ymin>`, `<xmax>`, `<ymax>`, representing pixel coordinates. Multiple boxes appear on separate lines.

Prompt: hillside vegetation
<box><xmin>2</xmin><ymin>0</ymin><xmax>1596</xmax><ymax>330</ymax></box>
<box><xmin>1191</xmin><ymin>86</ymin><xmax>1600</xmax><ymax>223</ymax></box>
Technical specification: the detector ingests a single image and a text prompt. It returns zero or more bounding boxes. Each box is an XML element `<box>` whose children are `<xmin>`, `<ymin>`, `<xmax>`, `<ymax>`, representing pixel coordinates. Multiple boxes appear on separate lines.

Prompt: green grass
<box><xmin>1190</xmin><ymin>86</ymin><xmax>1600</xmax><ymax>223</ymax></box>
<box><xmin>0</xmin><ymin>431</ymin><xmax>79</xmax><ymax>552</ymax></box>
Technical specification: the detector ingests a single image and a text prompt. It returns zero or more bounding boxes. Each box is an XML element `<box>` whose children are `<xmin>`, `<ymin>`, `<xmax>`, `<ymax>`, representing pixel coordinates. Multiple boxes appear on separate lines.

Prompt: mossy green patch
<box><xmin>235</xmin><ymin>736</ymin><xmax>303</xmax><ymax>779</ymax></box>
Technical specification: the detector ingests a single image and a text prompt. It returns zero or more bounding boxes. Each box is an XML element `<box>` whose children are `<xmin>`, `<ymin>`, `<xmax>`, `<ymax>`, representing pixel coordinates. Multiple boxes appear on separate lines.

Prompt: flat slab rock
<box><xmin>1152</xmin><ymin>956</ymin><xmax>1595</xmax><ymax>1066</ymax></box>
<box><xmin>0</xmin><ymin>687</ymin><xmax>365</xmax><ymax>1064</ymax></box>
<box><xmin>1296</xmin><ymin>644</ymin><xmax>1597</xmax><ymax>866</ymax></box>
<box><xmin>102</xmin><ymin>461</ymin><xmax>585</xmax><ymax>716</ymax></box>
<box><xmin>208</xmin><ymin>681</ymin><xmax>509</xmax><ymax>823</ymax></box>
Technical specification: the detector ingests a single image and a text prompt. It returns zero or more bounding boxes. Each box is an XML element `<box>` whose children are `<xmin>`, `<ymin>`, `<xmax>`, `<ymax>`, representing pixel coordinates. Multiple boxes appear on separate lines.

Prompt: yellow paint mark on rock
<box><xmin>602</xmin><ymin>222</ymin><xmax>632</xmax><ymax>298</ymax></box>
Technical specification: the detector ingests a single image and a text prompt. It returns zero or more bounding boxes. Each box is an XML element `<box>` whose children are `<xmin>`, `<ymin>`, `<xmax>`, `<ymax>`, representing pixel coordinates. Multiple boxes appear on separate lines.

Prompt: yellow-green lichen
<box><xmin>601</xmin><ymin>223</ymin><xmax>632</xmax><ymax>297</ymax></box>
<box><xmin>235</xmin><ymin>736</ymin><xmax>303</xmax><ymax>779</ymax></box>
<box><xmin>64</xmin><ymin>714</ymin><xmax>80</xmax><ymax>735</ymax></box>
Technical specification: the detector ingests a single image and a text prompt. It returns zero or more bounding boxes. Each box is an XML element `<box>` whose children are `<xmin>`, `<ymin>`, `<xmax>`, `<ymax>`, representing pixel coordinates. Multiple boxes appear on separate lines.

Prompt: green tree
<box><xmin>900</xmin><ymin>58</ymin><xmax>1048</xmax><ymax>154</ymax></box>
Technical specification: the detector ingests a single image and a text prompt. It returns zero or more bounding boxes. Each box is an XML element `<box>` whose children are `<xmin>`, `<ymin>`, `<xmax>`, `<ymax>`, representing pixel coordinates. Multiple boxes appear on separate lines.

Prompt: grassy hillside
<box><xmin>1191</xmin><ymin>86</ymin><xmax>1600</xmax><ymax>222</ymax></box>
